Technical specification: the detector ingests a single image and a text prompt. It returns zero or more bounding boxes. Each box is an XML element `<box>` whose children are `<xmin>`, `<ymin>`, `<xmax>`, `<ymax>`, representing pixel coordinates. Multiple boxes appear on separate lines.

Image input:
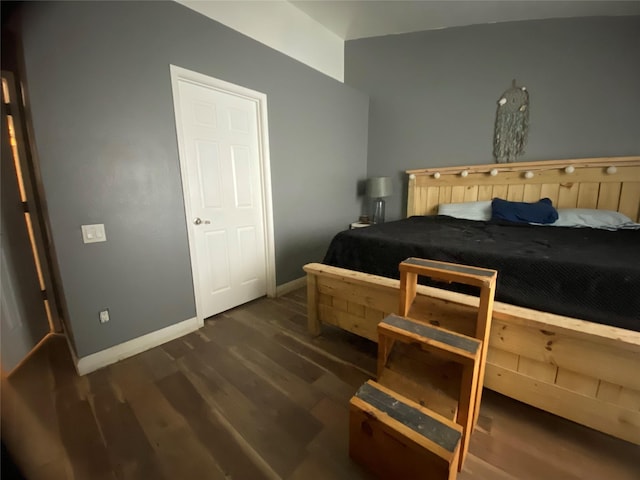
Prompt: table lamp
<box><xmin>367</xmin><ymin>176</ymin><xmax>392</xmax><ymax>224</ymax></box>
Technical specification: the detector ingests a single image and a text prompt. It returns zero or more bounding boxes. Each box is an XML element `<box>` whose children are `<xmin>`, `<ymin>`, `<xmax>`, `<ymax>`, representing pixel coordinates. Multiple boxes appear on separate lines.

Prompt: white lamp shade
<box><xmin>367</xmin><ymin>176</ymin><xmax>392</xmax><ymax>198</ymax></box>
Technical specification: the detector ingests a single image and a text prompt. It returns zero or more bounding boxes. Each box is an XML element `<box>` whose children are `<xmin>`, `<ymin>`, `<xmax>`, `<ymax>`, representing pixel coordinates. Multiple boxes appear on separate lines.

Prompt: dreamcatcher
<box><xmin>493</xmin><ymin>80</ymin><xmax>529</xmax><ymax>163</ymax></box>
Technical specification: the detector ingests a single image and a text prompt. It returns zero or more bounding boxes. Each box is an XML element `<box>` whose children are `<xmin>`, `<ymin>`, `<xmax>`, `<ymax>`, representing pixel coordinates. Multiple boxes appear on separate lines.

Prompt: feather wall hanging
<box><xmin>493</xmin><ymin>80</ymin><xmax>529</xmax><ymax>163</ymax></box>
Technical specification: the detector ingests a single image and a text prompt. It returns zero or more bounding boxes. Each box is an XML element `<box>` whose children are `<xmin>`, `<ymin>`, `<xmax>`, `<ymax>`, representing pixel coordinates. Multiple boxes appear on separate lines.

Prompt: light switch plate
<box><xmin>81</xmin><ymin>224</ymin><xmax>107</xmax><ymax>244</ymax></box>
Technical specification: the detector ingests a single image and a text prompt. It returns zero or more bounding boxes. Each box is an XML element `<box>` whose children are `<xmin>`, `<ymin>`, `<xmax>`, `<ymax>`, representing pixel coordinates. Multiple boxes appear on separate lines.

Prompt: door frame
<box><xmin>2</xmin><ymin>67</ymin><xmax>64</xmax><ymax>375</ymax></box>
<box><xmin>170</xmin><ymin>65</ymin><xmax>276</xmax><ymax>326</ymax></box>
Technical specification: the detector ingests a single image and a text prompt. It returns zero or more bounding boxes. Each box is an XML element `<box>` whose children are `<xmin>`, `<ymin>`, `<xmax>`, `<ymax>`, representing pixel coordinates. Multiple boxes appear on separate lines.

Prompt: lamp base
<box><xmin>372</xmin><ymin>198</ymin><xmax>386</xmax><ymax>224</ymax></box>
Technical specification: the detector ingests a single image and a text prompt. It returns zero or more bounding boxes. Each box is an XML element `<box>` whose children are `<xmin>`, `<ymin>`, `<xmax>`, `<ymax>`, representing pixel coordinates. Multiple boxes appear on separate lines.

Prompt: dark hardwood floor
<box><xmin>2</xmin><ymin>288</ymin><xmax>638</xmax><ymax>479</ymax></box>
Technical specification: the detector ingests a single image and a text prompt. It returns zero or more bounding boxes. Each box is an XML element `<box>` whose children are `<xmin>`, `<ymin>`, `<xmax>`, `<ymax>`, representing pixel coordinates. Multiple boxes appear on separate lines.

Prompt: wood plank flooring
<box><xmin>1</xmin><ymin>288</ymin><xmax>638</xmax><ymax>479</ymax></box>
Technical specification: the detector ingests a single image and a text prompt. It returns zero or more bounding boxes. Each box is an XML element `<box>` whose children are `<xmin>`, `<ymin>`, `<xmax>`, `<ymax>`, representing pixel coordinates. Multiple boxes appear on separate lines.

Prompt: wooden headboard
<box><xmin>406</xmin><ymin>156</ymin><xmax>640</xmax><ymax>222</ymax></box>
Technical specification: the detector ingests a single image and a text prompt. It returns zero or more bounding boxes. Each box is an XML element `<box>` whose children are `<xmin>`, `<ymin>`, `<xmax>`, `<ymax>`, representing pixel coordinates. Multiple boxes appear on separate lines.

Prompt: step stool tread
<box><xmin>401</xmin><ymin>257</ymin><xmax>497</xmax><ymax>278</ymax></box>
<box><xmin>381</xmin><ymin>314</ymin><xmax>481</xmax><ymax>355</ymax></box>
<box><xmin>354</xmin><ymin>381</ymin><xmax>462</xmax><ymax>453</ymax></box>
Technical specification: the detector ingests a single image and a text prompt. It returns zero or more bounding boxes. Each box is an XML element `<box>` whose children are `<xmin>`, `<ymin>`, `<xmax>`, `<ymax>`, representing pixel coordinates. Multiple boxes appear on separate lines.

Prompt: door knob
<box><xmin>193</xmin><ymin>217</ymin><xmax>202</xmax><ymax>225</ymax></box>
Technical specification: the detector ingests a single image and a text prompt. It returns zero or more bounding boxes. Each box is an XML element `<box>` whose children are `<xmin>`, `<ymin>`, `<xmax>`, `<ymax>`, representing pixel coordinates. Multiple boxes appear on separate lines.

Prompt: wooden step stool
<box><xmin>350</xmin><ymin>380</ymin><xmax>463</xmax><ymax>480</ymax></box>
<box><xmin>398</xmin><ymin>257</ymin><xmax>497</xmax><ymax>428</ymax></box>
<box><xmin>377</xmin><ymin>314</ymin><xmax>482</xmax><ymax>471</ymax></box>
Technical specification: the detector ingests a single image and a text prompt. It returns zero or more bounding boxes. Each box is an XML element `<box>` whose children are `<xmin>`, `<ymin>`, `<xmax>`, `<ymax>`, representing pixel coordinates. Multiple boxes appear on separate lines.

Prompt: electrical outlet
<box><xmin>99</xmin><ymin>309</ymin><xmax>110</xmax><ymax>324</ymax></box>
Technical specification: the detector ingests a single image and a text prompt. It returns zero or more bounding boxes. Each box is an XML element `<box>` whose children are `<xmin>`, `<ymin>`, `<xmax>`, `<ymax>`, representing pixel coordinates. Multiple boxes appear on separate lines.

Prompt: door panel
<box><xmin>204</xmin><ymin>230</ymin><xmax>231</xmax><ymax>294</ymax></box>
<box><xmin>237</xmin><ymin>226</ymin><xmax>259</xmax><ymax>285</ymax></box>
<box><xmin>231</xmin><ymin>146</ymin><xmax>253</xmax><ymax>207</ymax></box>
<box><xmin>228</xmin><ymin>107</ymin><xmax>250</xmax><ymax>133</ymax></box>
<box><xmin>195</xmin><ymin>140</ymin><xmax>223</xmax><ymax>208</ymax></box>
<box><xmin>176</xmin><ymin>79</ymin><xmax>267</xmax><ymax>318</ymax></box>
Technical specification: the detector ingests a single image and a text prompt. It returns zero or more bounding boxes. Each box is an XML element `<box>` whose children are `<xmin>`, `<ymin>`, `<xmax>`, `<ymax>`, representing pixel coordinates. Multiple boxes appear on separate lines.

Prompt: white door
<box><xmin>172</xmin><ymin>69</ymin><xmax>274</xmax><ymax>320</ymax></box>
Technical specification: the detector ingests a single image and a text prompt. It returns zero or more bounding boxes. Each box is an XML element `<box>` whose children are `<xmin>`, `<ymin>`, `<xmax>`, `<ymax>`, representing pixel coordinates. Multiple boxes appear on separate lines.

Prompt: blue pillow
<box><xmin>491</xmin><ymin>197</ymin><xmax>559</xmax><ymax>224</ymax></box>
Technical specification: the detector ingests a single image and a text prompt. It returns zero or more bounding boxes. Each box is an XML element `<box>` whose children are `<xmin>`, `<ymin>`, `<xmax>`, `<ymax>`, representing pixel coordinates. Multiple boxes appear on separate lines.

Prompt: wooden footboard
<box><xmin>304</xmin><ymin>263</ymin><xmax>640</xmax><ymax>444</ymax></box>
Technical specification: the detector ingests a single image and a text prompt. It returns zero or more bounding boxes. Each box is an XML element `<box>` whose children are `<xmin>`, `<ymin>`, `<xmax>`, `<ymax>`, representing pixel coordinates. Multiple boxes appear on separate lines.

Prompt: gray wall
<box><xmin>346</xmin><ymin>16</ymin><xmax>640</xmax><ymax>220</ymax></box>
<box><xmin>20</xmin><ymin>1</ymin><xmax>368</xmax><ymax>357</ymax></box>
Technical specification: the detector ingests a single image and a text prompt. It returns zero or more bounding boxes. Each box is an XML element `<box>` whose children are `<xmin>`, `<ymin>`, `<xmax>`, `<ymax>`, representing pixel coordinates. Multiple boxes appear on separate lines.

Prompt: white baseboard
<box><xmin>75</xmin><ymin>316</ymin><xmax>200</xmax><ymax>375</ymax></box>
<box><xmin>275</xmin><ymin>276</ymin><xmax>306</xmax><ymax>297</ymax></box>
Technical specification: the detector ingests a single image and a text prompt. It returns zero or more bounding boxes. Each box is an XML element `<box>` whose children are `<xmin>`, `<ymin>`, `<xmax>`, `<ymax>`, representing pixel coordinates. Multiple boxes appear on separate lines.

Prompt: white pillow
<box><xmin>551</xmin><ymin>209</ymin><xmax>640</xmax><ymax>230</ymax></box>
<box><xmin>438</xmin><ymin>201</ymin><xmax>491</xmax><ymax>221</ymax></box>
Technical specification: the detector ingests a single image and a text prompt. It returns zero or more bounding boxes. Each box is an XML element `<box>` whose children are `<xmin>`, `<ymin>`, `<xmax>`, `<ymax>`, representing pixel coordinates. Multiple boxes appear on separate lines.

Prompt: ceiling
<box><xmin>290</xmin><ymin>1</ymin><xmax>640</xmax><ymax>40</ymax></box>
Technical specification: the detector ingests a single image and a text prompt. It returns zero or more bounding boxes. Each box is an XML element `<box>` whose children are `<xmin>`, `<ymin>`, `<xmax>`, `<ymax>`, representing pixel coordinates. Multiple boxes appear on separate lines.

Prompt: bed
<box><xmin>304</xmin><ymin>156</ymin><xmax>640</xmax><ymax>444</ymax></box>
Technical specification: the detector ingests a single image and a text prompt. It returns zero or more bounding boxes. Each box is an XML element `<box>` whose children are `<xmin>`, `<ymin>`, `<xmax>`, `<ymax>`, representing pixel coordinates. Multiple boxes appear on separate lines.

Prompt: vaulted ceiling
<box><xmin>290</xmin><ymin>0</ymin><xmax>640</xmax><ymax>40</ymax></box>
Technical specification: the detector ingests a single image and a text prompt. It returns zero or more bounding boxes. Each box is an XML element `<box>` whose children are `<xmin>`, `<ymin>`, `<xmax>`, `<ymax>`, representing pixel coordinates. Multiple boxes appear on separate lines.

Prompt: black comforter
<box><xmin>323</xmin><ymin>216</ymin><xmax>640</xmax><ymax>332</ymax></box>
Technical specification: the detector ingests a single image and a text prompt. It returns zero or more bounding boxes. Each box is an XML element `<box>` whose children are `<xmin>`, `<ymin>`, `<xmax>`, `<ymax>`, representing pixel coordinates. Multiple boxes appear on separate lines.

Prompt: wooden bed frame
<box><xmin>305</xmin><ymin>156</ymin><xmax>640</xmax><ymax>444</ymax></box>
